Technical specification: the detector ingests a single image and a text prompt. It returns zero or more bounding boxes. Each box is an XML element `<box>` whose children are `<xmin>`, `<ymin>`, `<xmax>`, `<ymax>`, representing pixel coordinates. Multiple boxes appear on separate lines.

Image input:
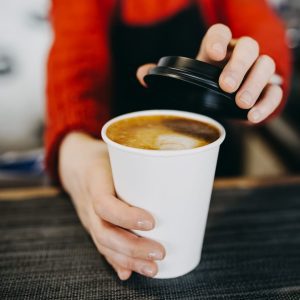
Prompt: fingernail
<box><xmin>212</xmin><ymin>43</ymin><xmax>224</xmax><ymax>55</ymax></box>
<box><xmin>223</xmin><ymin>76</ymin><xmax>237</xmax><ymax>90</ymax></box>
<box><xmin>240</xmin><ymin>91</ymin><xmax>252</xmax><ymax>106</ymax></box>
<box><xmin>141</xmin><ymin>265</ymin><xmax>155</xmax><ymax>277</ymax></box>
<box><xmin>118</xmin><ymin>270</ymin><xmax>129</xmax><ymax>281</ymax></box>
<box><xmin>137</xmin><ymin>220</ymin><xmax>153</xmax><ymax>230</ymax></box>
<box><xmin>250</xmin><ymin>109</ymin><xmax>262</xmax><ymax>122</ymax></box>
<box><xmin>148</xmin><ymin>250</ymin><xmax>163</xmax><ymax>260</ymax></box>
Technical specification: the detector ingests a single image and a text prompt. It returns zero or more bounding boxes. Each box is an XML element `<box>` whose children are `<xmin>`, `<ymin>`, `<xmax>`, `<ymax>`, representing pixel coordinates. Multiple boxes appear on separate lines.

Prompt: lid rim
<box><xmin>145</xmin><ymin>56</ymin><xmax>248</xmax><ymax>120</ymax></box>
<box><xmin>146</xmin><ymin>66</ymin><xmax>234</xmax><ymax>100</ymax></box>
<box><xmin>158</xmin><ymin>56</ymin><xmax>221</xmax><ymax>79</ymax></box>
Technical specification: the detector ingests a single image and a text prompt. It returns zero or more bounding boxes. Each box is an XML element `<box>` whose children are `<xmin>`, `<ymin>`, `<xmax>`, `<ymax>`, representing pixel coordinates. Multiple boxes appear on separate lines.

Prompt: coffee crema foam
<box><xmin>106</xmin><ymin>115</ymin><xmax>220</xmax><ymax>150</ymax></box>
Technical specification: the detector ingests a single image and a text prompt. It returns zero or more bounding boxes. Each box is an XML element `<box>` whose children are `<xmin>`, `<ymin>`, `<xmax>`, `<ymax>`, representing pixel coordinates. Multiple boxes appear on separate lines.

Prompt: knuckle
<box><xmin>251</xmin><ymin>81</ymin><xmax>263</xmax><ymax>93</ymax></box>
<box><xmin>127</xmin><ymin>236</ymin><xmax>148</xmax><ymax>259</ymax></box>
<box><xmin>93</xmin><ymin>197</ymin><xmax>108</xmax><ymax>218</ymax></box>
<box><xmin>245</xmin><ymin>76</ymin><xmax>264</xmax><ymax>92</ymax></box>
<box><xmin>128</xmin><ymin>236</ymin><xmax>141</xmax><ymax>255</ymax></box>
<box><xmin>115</xmin><ymin>209</ymin><xmax>136</xmax><ymax>228</ymax></box>
<box><xmin>227</xmin><ymin>59</ymin><xmax>248</xmax><ymax>74</ymax></box>
<box><xmin>123</xmin><ymin>257</ymin><xmax>135</xmax><ymax>270</ymax></box>
<box><xmin>96</xmin><ymin>201</ymin><xmax>137</xmax><ymax>228</ymax></box>
<box><xmin>128</xmin><ymin>247</ymin><xmax>140</xmax><ymax>259</ymax></box>
<box><xmin>93</xmin><ymin>230</ymin><xmax>106</xmax><ymax>247</ymax></box>
<box><xmin>87</xmin><ymin>182</ymin><xmax>102</xmax><ymax>205</ymax></box>
<box><xmin>98</xmin><ymin>246</ymin><xmax>108</xmax><ymax>258</ymax></box>
<box><xmin>260</xmin><ymin>55</ymin><xmax>276</xmax><ymax>73</ymax></box>
<box><xmin>207</xmin><ymin>23</ymin><xmax>232</xmax><ymax>42</ymax></box>
<box><xmin>240</xmin><ymin>36</ymin><xmax>259</xmax><ymax>52</ymax></box>
<box><xmin>234</xmin><ymin>58</ymin><xmax>249</xmax><ymax>71</ymax></box>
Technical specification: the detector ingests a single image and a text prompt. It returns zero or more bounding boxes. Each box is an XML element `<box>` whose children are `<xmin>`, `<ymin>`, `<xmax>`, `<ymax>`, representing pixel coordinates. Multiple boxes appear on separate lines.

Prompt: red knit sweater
<box><xmin>46</xmin><ymin>0</ymin><xmax>291</xmax><ymax>180</ymax></box>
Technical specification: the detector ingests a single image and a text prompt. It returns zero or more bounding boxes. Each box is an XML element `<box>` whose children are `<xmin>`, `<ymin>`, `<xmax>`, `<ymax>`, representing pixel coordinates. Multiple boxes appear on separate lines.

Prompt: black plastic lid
<box><xmin>144</xmin><ymin>56</ymin><xmax>248</xmax><ymax>119</ymax></box>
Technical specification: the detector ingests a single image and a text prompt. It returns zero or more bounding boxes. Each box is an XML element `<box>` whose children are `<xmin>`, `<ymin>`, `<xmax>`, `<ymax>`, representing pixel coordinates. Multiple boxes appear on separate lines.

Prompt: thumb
<box><xmin>136</xmin><ymin>63</ymin><xmax>156</xmax><ymax>87</ymax></box>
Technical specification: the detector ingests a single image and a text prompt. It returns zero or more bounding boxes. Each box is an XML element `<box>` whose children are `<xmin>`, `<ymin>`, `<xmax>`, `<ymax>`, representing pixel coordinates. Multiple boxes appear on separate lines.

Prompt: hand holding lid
<box><xmin>137</xmin><ymin>24</ymin><xmax>283</xmax><ymax>123</ymax></box>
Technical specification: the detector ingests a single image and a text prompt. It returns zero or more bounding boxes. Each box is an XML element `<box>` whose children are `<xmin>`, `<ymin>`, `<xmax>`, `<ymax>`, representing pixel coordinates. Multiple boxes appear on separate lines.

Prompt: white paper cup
<box><xmin>101</xmin><ymin>110</ymin><xmax>225</xmax><ymax>278</ymax></box>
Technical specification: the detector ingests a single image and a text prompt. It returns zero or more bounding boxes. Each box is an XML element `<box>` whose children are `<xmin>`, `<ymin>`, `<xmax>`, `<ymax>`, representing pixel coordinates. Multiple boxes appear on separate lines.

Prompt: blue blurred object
<box><xmin>0</xmin><ymin>148</ymin><xmax>44</xmax><ymax>175</ymax></box>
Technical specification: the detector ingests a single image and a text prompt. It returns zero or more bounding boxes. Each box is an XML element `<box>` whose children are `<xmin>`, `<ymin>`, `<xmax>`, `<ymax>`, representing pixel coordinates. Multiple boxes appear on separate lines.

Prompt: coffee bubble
<box><xmin>156</xmin><ymin>134</ymin><xmax>205</xmax><ymax>150</ymax></box>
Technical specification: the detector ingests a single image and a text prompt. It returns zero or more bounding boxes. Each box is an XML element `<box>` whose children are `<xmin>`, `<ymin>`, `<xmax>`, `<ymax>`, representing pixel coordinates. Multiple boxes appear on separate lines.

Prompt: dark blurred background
<box><xmin>258</xmin><ymin>0</ymin><xmax>300</xmax><ymax>175</ymax></box>
<box><xmin>242</xmin><ymin>0</ymin><xmax>300</xmax><ymax>176</ymax></box>
<box><xmin>0</xmin><ymin>0</ymin><xmax>299</xmax><ymax>181</ymax></box>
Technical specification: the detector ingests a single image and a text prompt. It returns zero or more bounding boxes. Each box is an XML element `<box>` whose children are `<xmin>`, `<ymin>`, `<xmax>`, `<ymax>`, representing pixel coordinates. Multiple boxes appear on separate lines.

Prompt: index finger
<box><xmin>92</xmin><ymin>194</ymin><xmax>156</xmax><ymax>231</ymax></box>
<box><xmin>197</xmin><ymin>23</ymin><xmax>232</xmax><ymax>63</ymax></box>
<box><xmin>86</xmin><ymin>156</ymin><xmax>156</xmax><ymax>231</ymax></box>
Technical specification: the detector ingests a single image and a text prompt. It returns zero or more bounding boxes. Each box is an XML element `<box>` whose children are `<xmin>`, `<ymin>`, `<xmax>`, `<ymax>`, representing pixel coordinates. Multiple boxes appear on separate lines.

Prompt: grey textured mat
<box><xmin>1</xmin><ymin>185</ymin><xmax>300</xmax><ymax>299</ymax></box>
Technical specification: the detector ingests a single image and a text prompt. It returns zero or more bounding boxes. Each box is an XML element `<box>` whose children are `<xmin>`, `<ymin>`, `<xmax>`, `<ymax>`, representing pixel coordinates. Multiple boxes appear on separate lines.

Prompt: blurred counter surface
<box><xmin>0</xmin><ymin>146</ymin><xmax>299</xmax><ymax>192</ymax></box>
<box><xmin>0</xmin><ymin>172</ymin><xmax>300</xmax><ymax>199</ymax></box>
<box><xmin>0</xmin><ymin>173</ymin><xmax>300</xmax><ymax>299</ymax></box>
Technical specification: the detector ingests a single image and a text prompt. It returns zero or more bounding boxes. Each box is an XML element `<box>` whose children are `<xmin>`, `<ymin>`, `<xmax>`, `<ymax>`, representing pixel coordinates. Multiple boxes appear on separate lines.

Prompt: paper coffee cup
<box><xmin>101</xmin><ymin>110</ymin><xmax>225</xmax><ymax>278</ymax></box>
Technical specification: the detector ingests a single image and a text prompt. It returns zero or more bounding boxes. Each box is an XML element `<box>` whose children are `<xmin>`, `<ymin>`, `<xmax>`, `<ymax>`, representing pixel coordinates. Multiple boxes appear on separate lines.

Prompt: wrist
<box><xmin>58</xmin><ymin>131</ymin><xmax>107</xmax><ymax>193</ymax></box>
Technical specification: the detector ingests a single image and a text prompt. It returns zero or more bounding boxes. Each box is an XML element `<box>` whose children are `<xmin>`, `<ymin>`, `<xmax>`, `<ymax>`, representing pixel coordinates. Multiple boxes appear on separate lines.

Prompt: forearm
<box><xmin>45</xmin><ymin>0</ymin><xmax>115</xmax><ymax>181</ymax></box>
<box><xmin>58</xmin><ymin>132</ymin><xmax>108</xmax><ymax>193</ymax></box>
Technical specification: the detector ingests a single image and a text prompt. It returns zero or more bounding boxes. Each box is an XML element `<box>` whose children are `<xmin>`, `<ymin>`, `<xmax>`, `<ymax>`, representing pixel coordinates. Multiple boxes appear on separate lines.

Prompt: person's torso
<box><xmin>110</xmin><ymin>0</ymin><xmax>207</xmax><ymax>116</ymax></box>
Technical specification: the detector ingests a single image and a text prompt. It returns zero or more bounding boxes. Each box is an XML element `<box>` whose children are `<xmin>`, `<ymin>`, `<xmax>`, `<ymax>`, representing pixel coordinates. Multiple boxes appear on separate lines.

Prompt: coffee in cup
<box><xmin>106</xmin><ymin>115</ymin><xmax>220</xmax><ymax>151</ymax></box>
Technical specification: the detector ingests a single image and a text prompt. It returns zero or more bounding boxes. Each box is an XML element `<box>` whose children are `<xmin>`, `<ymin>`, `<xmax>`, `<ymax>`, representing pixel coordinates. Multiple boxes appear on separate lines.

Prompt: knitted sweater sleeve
<box><xmin>45</xmin><ymin>0</ymin><xmax>115</xmax><ymax>180</ymax></box>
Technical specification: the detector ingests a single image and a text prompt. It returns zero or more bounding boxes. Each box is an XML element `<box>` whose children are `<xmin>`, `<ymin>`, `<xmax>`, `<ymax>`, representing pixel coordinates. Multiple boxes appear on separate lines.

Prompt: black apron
<box><xmin>110</xmin><ymin>0</ymin><xmax>206</xmax><ymax>115</ymax></box>
<box><xmin>110</xmin><ymin>1</ymin><xmax>244</xmax><ymax>176</ymax></box>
